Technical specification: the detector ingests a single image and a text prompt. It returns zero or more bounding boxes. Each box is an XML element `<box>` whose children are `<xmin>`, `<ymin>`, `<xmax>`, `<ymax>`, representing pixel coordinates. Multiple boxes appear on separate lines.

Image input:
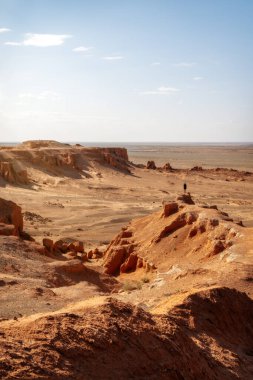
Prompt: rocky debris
<box><xmin>146</xmin><ymin>160</ymin><xmax>156</xmax><ymax>169</ymax></box>
<box><xmin>191</xmin><ymin>166</ymin><xmax>203</xmax><ymax>171</ymax></box>
<box><xmin>0</xmin><ymin>161</ymin><xmax>28</xmax><ymax>184</ymax></box>
<box><xmin>23</xmin><ymin>211</ymin><xmax>52</xmax><ymax>224</ymax></box>
<box><xmin>87</xmin><ymin>250</ymin><xmax>93</xmax><ymax>259</ymax></box>
<box><xmin>42</xmin><ymin>238</ymin><xmax>85</xmax><ymax>256</ymax></box>
<box><xmin>177</xmin><ymin>192</ymin><xmax>195</xmax><ymax>204</ymax></box>
<box><xmin>53</xmin><ymin>239</ymin><xmax>69</xmax><ymax>253</ymax></box>
<box><xmin>42</xmin><ymin>238</ymin><xmax>54</xmax><ymax>253</ymax></box>
<box><xmin>162</xmin><ymin>201</ymin><xmax>179</xmax><ymax>217</ymax></box>
<box><xmin>1</xmin><ymin>287</ymin><xmax>253</xmax><ymax>380</ymax></box>
<box><xmin>162</xmin><ymin>162</ymin><xmax>172</xmax><ymax>171</ymax></box>
<box><xmin>93</xmin><ymin>247</ymin><xmax>102</xmax><ymax>257</ymax></box>
<box><xmin>71</xmin><ymin>240</ymin><xmax>84</xmax><ymax>253</ymax></box>
<box><xmin>63</xmin><ymin>251</ymin><xmax>88</xmax><ymax>262</ymax></box>
<box><xmin>80</xmin><ymin>252</ymin><xmax>88</xmax><ymax>261</ymax></box>
<box><xmin>0</xmin><ymin>198</ymin><xmax>23</xmax><ymax>236</ymax></box>
<box><xmin>87</xmin><ymin>248</ymin><xmax>103</xmax><ymax>259</ymax></box>
<box><xmin>44</xmin><ymin>201</ymin><xmax>64</xmax><ymax>208</ymax></box>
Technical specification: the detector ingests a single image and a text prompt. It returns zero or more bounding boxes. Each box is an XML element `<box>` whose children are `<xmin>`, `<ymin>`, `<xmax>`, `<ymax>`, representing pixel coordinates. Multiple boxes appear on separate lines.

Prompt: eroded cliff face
<box><xmin>0</xmin><ymin>142</ymin><xmax>131</xmax><ymax>185</ymax></box>
<box><xmin>101</xmin><ymin>147</ymin><xmax>129</xmax><ymax>161</ymax></box>
<box><xmin>0</xmin><ymin>197</ymin><xmax>23</xmax><ymax>236</ymax></box>
<box><xmin>0</xmin><ymin>161</ymin><xmax>28</xmax><ymax>185</ymax></box>
<box><xmin>101</xmin><ymin>148</ymin><xmax>130</xmax><ymax>172</ymax></box>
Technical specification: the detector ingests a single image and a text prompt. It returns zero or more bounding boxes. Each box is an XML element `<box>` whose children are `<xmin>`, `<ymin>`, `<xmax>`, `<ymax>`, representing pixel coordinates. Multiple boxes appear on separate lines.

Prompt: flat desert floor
<box><xmin>1</xmin><ymin>144</ymin><xmax>252</xmax><ymax>247</ymax></box>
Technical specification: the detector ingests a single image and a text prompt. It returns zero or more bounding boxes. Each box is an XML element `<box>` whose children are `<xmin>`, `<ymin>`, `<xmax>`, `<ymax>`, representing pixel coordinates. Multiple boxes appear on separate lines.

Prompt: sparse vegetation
<box><xmin>123</xmin><ymin>280</ymin><xmax>142</xmax><ymax>291</ymax></box>
<box><xmin>141</xmin><ymin>276</ymin><xmax>150</xmax><ymax>283</ymax></box>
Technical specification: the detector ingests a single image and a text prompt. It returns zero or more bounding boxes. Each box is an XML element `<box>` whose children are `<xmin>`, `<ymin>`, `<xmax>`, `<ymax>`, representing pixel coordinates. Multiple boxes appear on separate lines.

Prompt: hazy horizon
<box><xmin>1</xmin><ymin>141</ymin><xmax>253</xmax><ymax>146</ymax></box>
<box><xmin>1</xmin><ymin>0</ymin><xmax>252</xmax><ymax>142</ymax></box>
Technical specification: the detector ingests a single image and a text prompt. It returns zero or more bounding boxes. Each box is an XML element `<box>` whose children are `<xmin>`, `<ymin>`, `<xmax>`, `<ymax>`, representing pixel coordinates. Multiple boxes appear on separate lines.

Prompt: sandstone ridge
<box><xmin>0</xmin><ymin>287</ymin><xmax>253</xmax><ymax>380</ymax></box>
<box><xmin>0</xmin><ymin>141</ymin><xmax>132</xmax><ymax>185</ymax></box>
<box><xmin>103</xmin><ymin>194</ymin><xmax>249</xmax><ymax>294</ymax></box>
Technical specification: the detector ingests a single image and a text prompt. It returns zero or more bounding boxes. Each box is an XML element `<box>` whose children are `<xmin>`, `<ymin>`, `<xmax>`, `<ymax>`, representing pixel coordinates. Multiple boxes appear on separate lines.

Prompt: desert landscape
<box><xmin>1</xmin><ymin>0</ymin><xmax>252</xmax><ymax>377</ymax></box>
<box><xmin>0</xmin><ymin>140</ymin><xmax>253</xmax><ymax>379</ymax></box>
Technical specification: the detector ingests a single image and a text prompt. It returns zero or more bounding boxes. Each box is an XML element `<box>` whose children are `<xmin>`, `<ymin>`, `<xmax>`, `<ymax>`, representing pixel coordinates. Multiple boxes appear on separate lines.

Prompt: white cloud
<box><xmin>102</xmin><ymin>56</ymin><xmax>124</xmax><ymax>60</ymax></box>
<box><xmin>193</xmin><ymin>76</ymin><xmax>204</xmax><ymax>81</ymax></box>
<box><xmin>18</xmin><ymin>93</ymin><xmax>34</xmax><ymax>99</ymax></box>
<box><xmin>173</xmin><ymin>62</ymin><xmax>196</xmax><ymax>67</ymax></box>
<box><xmin>4</xmin><ymin>41</ymin><xmax>22</xmax><ymax>46</ymax></box>
<box><xmin>140</xmin><ymin>86</ymin><xmax>180</xmax><ymax>95</ymax></box>
<box><xmin>18</xmin><ymin>91</ymin><xmax>61</xmax><ymax>101</ymax></box>
<box><xmin>158</xmin><ymin>86</ymin><xmax>179</xmax><ymax>92</ymax></box>
<box><xmin>0</xmin><ymin>28</ymin><xmax>11</xmax><ymax>33</ymax></box>
<box><xmin>24</xmin><ymin>33</ymin><xmax>71</xmax><ymax>47</ymax></box>
<box><xmin>73</xmin><ymin>46</ymin><xmax>94</xmax><ymax>52</ymax></box>
<box><xmin>5</xmin><ymin>33</ymin><xmax>71</xmax><ymax>47</ymax></box>
<box><xmin>38</xmin><ymin>91</ymin><xmax>61</xmax><ymax>100</ymax></box>
<box><xmin>151</xmin><ymin>62</ymin><xmax>161</xmax><ymax>66</ymax></box>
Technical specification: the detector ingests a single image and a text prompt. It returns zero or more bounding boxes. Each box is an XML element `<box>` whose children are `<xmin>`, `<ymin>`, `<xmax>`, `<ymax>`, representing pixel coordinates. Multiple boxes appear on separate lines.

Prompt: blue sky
<box><xmin>0</xmin><ymin>0</ymin><xmax>252</xmax><ymax>142</ymax></box>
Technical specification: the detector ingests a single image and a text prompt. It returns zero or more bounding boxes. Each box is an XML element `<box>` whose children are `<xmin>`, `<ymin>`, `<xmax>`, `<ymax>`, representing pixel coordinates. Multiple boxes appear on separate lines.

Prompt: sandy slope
<box><xmin>1</xmin><ymin>288</ymin><xmax>253</xmax><ymax>380</ymax></box>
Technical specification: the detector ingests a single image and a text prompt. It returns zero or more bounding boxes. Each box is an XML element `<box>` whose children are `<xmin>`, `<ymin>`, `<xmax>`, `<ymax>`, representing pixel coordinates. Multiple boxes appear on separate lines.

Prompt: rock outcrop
<box><xmin>0</xmin><ymin>161</ymin><xmax>28</xmax><ymax>184</ymax></box>
<box><xmin>103</xmin><ymin>195</ymin><xmax>244</xmax><ymax>280</ymax></box>
<box><xmin>102</xmin><ymin>148</ymin><xmax>130</xmax><ymax>173</ymax></box>
<box><xmin>162</xmin><ymin>162</ymin><xmax>172</xmax><ymax>171</ymax></box>
<box><xmin>42</xmin><ymin>238</ymin><xmax>85</xmax><ymax>256</ymax></box>
<box><xmin>162</xmin><ymin>201</ymin><xmax>179</xmax><ymax>217</ymax></box>
<box><xmin>0</xmin><ymin>142</ymin><xmax>132</xmax><ymax>184</ymax></box>
<box><xmin>155</xmin><ymin>211</ymin><xmax>198</xmax><ymax>243</ymax></box>
<box><xmin>146</xmin><ymin>160</ymin><xmax>156</xmax><ymax>169</ymax></box>
<box><xmin>0</xmin><ymin>198</ymin><xmax>23</xmax><ymax>236</ymax></box>
<box><xmin>103</xmin><ymin>227</ymin><xmax>156</xmax><ymax>275</ymax></box>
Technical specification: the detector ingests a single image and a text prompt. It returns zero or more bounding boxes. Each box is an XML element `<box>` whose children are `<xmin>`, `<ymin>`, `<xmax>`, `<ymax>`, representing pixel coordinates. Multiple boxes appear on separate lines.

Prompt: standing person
<box><xmin>183</xmin><ymin>183</ymin><xmax>187</xmax><ymax>193</ymax></box>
